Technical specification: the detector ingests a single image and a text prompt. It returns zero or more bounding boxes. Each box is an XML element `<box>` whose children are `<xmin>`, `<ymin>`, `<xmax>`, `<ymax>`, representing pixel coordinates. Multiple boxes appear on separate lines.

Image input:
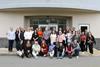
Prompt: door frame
<box><xmin>79</xmin><ymin>24</ymin><xmax>90</xmax><ymax>32</ymax></box>
<box><xmin>39</xmin><ymin>24</ymin><xmax>58</xmax><ymax>31</ymax></box>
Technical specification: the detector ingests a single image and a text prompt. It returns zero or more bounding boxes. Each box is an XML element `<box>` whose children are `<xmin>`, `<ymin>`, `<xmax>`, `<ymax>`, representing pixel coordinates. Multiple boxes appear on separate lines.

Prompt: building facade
<box><xmin>0</xmin><ymin>0</ymin><xmax>100</xmax><ymax>49</ymax></box>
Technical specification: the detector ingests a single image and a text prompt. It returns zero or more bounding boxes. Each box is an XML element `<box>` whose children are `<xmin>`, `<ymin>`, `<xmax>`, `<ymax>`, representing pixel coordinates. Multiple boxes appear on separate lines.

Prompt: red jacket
<box><xmin>80</xmin><ymin>34</ymin><xmax>87</xmax><ymax>42</ymax></box>
<box><xmin>66</xmin><ymin>45</ymin><xmax>73</xmax><ymax>53</ymax></box>
<box><xmin>41</xmin><ymin>43</ymin><xmax>48</xmax><ymax>54</ymax></box>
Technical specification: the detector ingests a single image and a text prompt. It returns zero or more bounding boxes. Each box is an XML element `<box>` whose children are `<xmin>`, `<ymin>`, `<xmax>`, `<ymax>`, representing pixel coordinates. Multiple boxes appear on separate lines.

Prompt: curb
<box><xmin>0</xmin><ymin>48</ymin><xmax>100</xmax><ymax>56</ymax></box>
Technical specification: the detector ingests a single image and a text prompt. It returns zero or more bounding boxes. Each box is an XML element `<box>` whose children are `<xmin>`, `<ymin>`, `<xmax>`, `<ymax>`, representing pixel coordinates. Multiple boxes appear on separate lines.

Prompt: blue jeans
<box><xmin>57</xmin><ymin>51</ymin><xmax>65</xmax><ymax>59</ymax></box>
<box><xmin>74</xmin><ymin>49</ymin><xmax>80</xmax><ymax>56</ymax></box>
<box><xmin>8</xmin><ymin>40</ymin><xmax>14</xmax><ymax>52</ymax></box>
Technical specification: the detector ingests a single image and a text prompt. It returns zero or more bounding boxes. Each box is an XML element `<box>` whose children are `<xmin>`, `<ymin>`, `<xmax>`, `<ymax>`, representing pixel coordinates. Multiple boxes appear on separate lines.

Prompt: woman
<box><xmin>15</xmin><ymin>28</ymin><xmax>21</xmax><ymax>51</ymax></box>
<box><xmin>50</xmin><ymin>31</ymin><xmax>57</xmax><ymax>45</ymax></box>
<box><xmin>66</xmin><ymin>42</ymin><xmax>74</xmax><ymax>58</ymax></box>
<box><xmin>72</xmin><ymin>31</ymin><xmax>80</xmax><ymax>43</ymax></box>
<box><xmin>86</xmin><ymin>32</ymin><xmax>96</xmax><ymax>54</ymax></box>
<box><xmin>73</xmin><ymin>40</ymin><xmax>80</xmax><ymax>58</ymax></box>
<box><xmin>23</xmin><ymin>27</ymin><xmax>33</xmax><ymax>58</ymax></box>
<box><xmin>49</xmin><ymin>42</ymin><xmax>55</xmax><ymax>58</ymax></box>
<box><xmin>66</xmin><ymin>30</ymin><xmax>72</xmax><ymax>43</ymax></box>
<box><xmin>57</xmin><ymin>31</ymin><xmax>65</xmax><ymax>44</ymax></box>
<box><xmin>7</xmin><ymin>28</ymin><xmax>15</xmax><ymax>52</ymax></box>
<box><xmin>37</xmin><ymin>28</ymin><xmax>43</xmax><ymax>45</ymax></box>
<box><xmin>57</xmin><ymin>42</ymin><xmax>65</xmax><ymax>59</ymax></box>
<box><xmin>80</xmin><ymin>32</ymin><xmax>87</xmax><ymax>53</ymax></box>
<box><xmin>31</xmin><ymin>30</ymin><xmax>38</xmax><ymax>42</ymax></box>
<box><xmin>16</xmin><ymin>27</ymin><xmax>25</xmax><ymax>58</ymax></box>
<box><xmin>19</xmin><ymin>27</ymin><xmax>25</xmax><ymax>47</ymax></box>
<box><xmin>56</xmin><ymin>31</ymin><xmax>65</xmax><ymax>58</ymax></box>
<box><xmin>40</xmin><ymin>40</ymin><xmax>48</xmax><ymax>56</ymax></box>
<box><xmin>43</xmin><ymin>28</ymin><xmax>51</xmax><ymax>46</ymax></box>
<box><xmin>32</xmin><ymin>41</ymin><xmax>41</xmax><ymax>58</ymax></box>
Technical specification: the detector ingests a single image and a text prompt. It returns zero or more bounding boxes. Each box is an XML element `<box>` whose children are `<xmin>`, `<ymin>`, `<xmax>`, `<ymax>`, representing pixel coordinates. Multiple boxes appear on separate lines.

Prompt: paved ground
<box><xmin>0</xmin><ymin>48</ymin><xmax>100</xmax><ymax>67</ymax></box>
<box><xmin>0</xmin><ymin>56</ymin><xmax>100</xmax><ymax>67</ymax></box>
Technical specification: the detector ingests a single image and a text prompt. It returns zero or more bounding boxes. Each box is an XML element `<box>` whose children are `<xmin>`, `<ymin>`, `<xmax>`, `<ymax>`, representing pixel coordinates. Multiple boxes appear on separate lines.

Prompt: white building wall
<box><xmin>73</xmin><ymin>13</ymin><xmax>100</xmax><ymax>38</ymax></box>
<box><xmin>0</xmin><ymin>12</ymin><xmax>100</xmax><ymax>38</ymax></box>
<box><xmin>0</xmin><ymin>12</ymin><xmax>24</xmax><ymax>38</ymax></box>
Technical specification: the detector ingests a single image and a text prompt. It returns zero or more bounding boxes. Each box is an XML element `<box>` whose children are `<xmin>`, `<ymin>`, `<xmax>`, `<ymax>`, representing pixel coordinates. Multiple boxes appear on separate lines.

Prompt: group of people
<box><xmin>7</xmin><ymin>26</ymin><xmax>96</xmax><ymax>59</ymax></box>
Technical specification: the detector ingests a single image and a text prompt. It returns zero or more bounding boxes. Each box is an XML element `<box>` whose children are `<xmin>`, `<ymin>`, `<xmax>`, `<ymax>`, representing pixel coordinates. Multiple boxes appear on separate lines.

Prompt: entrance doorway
<box><xmin>39</xmin><ymin>24</ymin><xmax>58</xmax><ymax>31</ymax></box>
<box><xmin>24</xmin><ymin>16</ymin><xmax>72</xmax><ymax>31</ymax></box>
<box><xmin>79</xmin><ymin>24</ymin><xmax>90</xmax><ymax>32</ymax></box>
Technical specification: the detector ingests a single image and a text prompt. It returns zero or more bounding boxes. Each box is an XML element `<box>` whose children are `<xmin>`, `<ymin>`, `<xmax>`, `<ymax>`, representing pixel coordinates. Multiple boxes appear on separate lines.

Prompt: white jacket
<box><xmin>24</xmin><ymin>31</ymin><xmax>32</xmax><ymax>40</ymax></box>
<box><xmin>7</xmin><ymin>31</ymin><xmax>15</xmax><ymax>40</ymax></box>
<box><xmin>50</xmin><ymin>34</ymin><xmax>57</xmax><ymax>43</ymax></box>
<box><xmin>32</xmin><ymin>44</ymin><xmax>41</xmax><ymax>52</ymax></box>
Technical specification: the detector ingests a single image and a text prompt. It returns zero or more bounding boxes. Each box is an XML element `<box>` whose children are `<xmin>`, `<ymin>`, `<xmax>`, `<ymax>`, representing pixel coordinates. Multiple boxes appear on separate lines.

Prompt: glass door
<box><xmin>39</xmin><ymin>24</ymin><xmax>58</xmax><ymax>31</ymax></box>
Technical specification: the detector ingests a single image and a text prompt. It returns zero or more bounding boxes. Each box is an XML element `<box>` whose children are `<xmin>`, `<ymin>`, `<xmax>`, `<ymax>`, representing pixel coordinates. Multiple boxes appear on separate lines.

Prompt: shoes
<box><xmin>44</xmin><ymin>54</ymin><xmax>47</xmax><ymax>57</ymax></box>
<box><xmin>34</xmin><ymin>56</ymin><xmax>38</xmax><ymax>59</ymax></box>
<box><xmin>21</xmin><ymin>54</ymin><xmax>24</xmax><ymax>58</ymax></box>
<box><xmin>82</xmin><ymin>52</ymin><xmax>84</xmax><ymax>54</ymax></box>
<box><xmin>76</xmin><ymin>56</ymin><xmax>79</xmax><ymax>59</ymax></box>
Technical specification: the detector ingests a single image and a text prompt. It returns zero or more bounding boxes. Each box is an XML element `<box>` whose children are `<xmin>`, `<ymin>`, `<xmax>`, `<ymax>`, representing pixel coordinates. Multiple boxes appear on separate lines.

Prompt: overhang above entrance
<box><xmin>0</xmin><ymin>8</ymin><xmax>99</xmax><ymax>13</ymax></box>
<box><xmin>0</xmin><ymin>0</ymin><xmax>100</xmax><ymax>12</ymax></box>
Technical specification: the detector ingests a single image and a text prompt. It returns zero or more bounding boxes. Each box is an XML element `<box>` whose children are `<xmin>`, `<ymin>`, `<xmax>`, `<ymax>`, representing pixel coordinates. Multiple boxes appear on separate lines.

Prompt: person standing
<box><xmin>43</xmin><ymin>28</ymin><xmax>51</xmax><ymax>46</ymax></box>
<box><xmin>23</xmin><ymin>27</ymin><xmax>33</xmax><ymax>58</ymax></box>
<box><xmin>86</xmin><ymin>32</ymin><xmax>96</xmax><ymax>54</ymax></box>
<box><xmin>7</xmin><ymin>28</ymin><xmax>15</xmax><ymax>52</ymax></box>
<box><xmin>50</xmin><ymin>31</ymin><xmax>57</xmax><ymax>57</ymax></box>
<box><xmin>37</xmin><ymin>28</ymin><xmax>43</xmax><ymax>45</ymax></box>
<box><xmin>19</xmin><ymin>27</ymin><xmax>25</xmax><ymax>50</ymax></box>
<box><xmin>32</xmin><ymin>30</ymin><xmax>38</xmax><ymax>41</ymax></box>
<box><xmin>66</xmin><ymin>30</ymin><xmax>72</xmax><ymax>43</ymax></box>
<box><xmin>80</xmin><ymin>32</ymin><xmax>87</xmax><ymax>54</ymax></box>
<box><xmin>15</xmin><ymin>28</ymin><xmax>21</xmax><ymax>51</ymax></box>
<box><xmin>50</xmin><ymin>31</ymin><xmax>57</xmax><ymax>45</ymax></box>
<box><xmin>56</xmin><ymin>31</ymin><xmax>65</xmax><ymax>59</ymax></box>
<box><xmin>72</xmin><ymin>31</ymin><xmax>80</xmax><ymax>43</ymax></box>
<box><xmin>16</xmin><ymin>27</ymin><xmax>25</xmax><ymax>58</ymax></box>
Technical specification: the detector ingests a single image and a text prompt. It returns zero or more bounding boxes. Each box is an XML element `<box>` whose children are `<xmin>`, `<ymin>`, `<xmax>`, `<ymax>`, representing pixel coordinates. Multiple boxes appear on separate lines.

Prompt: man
<box><xmin>7</xmin><ymin>27</ymin><xmax>15</xmax><ymax>52</ymax></box>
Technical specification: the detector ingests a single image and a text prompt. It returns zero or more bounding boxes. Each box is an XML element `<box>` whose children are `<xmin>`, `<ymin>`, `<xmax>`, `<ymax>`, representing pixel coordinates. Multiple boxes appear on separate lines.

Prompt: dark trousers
<box><xmin>15</xmin><ymin>40</ymin><xmax>22</xmax><ymax>51</ymax></box>
<box><xmin>38</xmin><ymin>37</ymin><xmax>42</xmax><ymax>45</ymax></box>
<box><xmin>88</xmin><ymin>44</ymin><xmax>93</xmax><ymax>54</ymax></box>
<box><xmin>80</xmin><ymin>41</ymin><xmax>86</xmax><ymax>52</ymax></box>
<box><xmin>45</xmin><ymin>38</ymin><xmax>50</xmax><ymax>46</ymax></box>
<box><xmin>74</xmin><ymin>49</ymin><xmax>80</xmax><ymax>56</ymax></box>
<box><xmin>8</xmin><ymin>40</ymin><xmax>14</xmax><ymax>52</ymax></box>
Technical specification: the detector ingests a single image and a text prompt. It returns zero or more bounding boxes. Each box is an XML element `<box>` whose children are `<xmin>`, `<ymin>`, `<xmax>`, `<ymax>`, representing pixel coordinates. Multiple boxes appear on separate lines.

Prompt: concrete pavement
<box><xmin>0</xmin><ymin>56</ymin><xmax>100</xmax><ymax>67</ymax></box>
<box><xmin>0</xmin><ymin>48</ymin><xmax>100</xmax><ymax>67</ymax></box>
